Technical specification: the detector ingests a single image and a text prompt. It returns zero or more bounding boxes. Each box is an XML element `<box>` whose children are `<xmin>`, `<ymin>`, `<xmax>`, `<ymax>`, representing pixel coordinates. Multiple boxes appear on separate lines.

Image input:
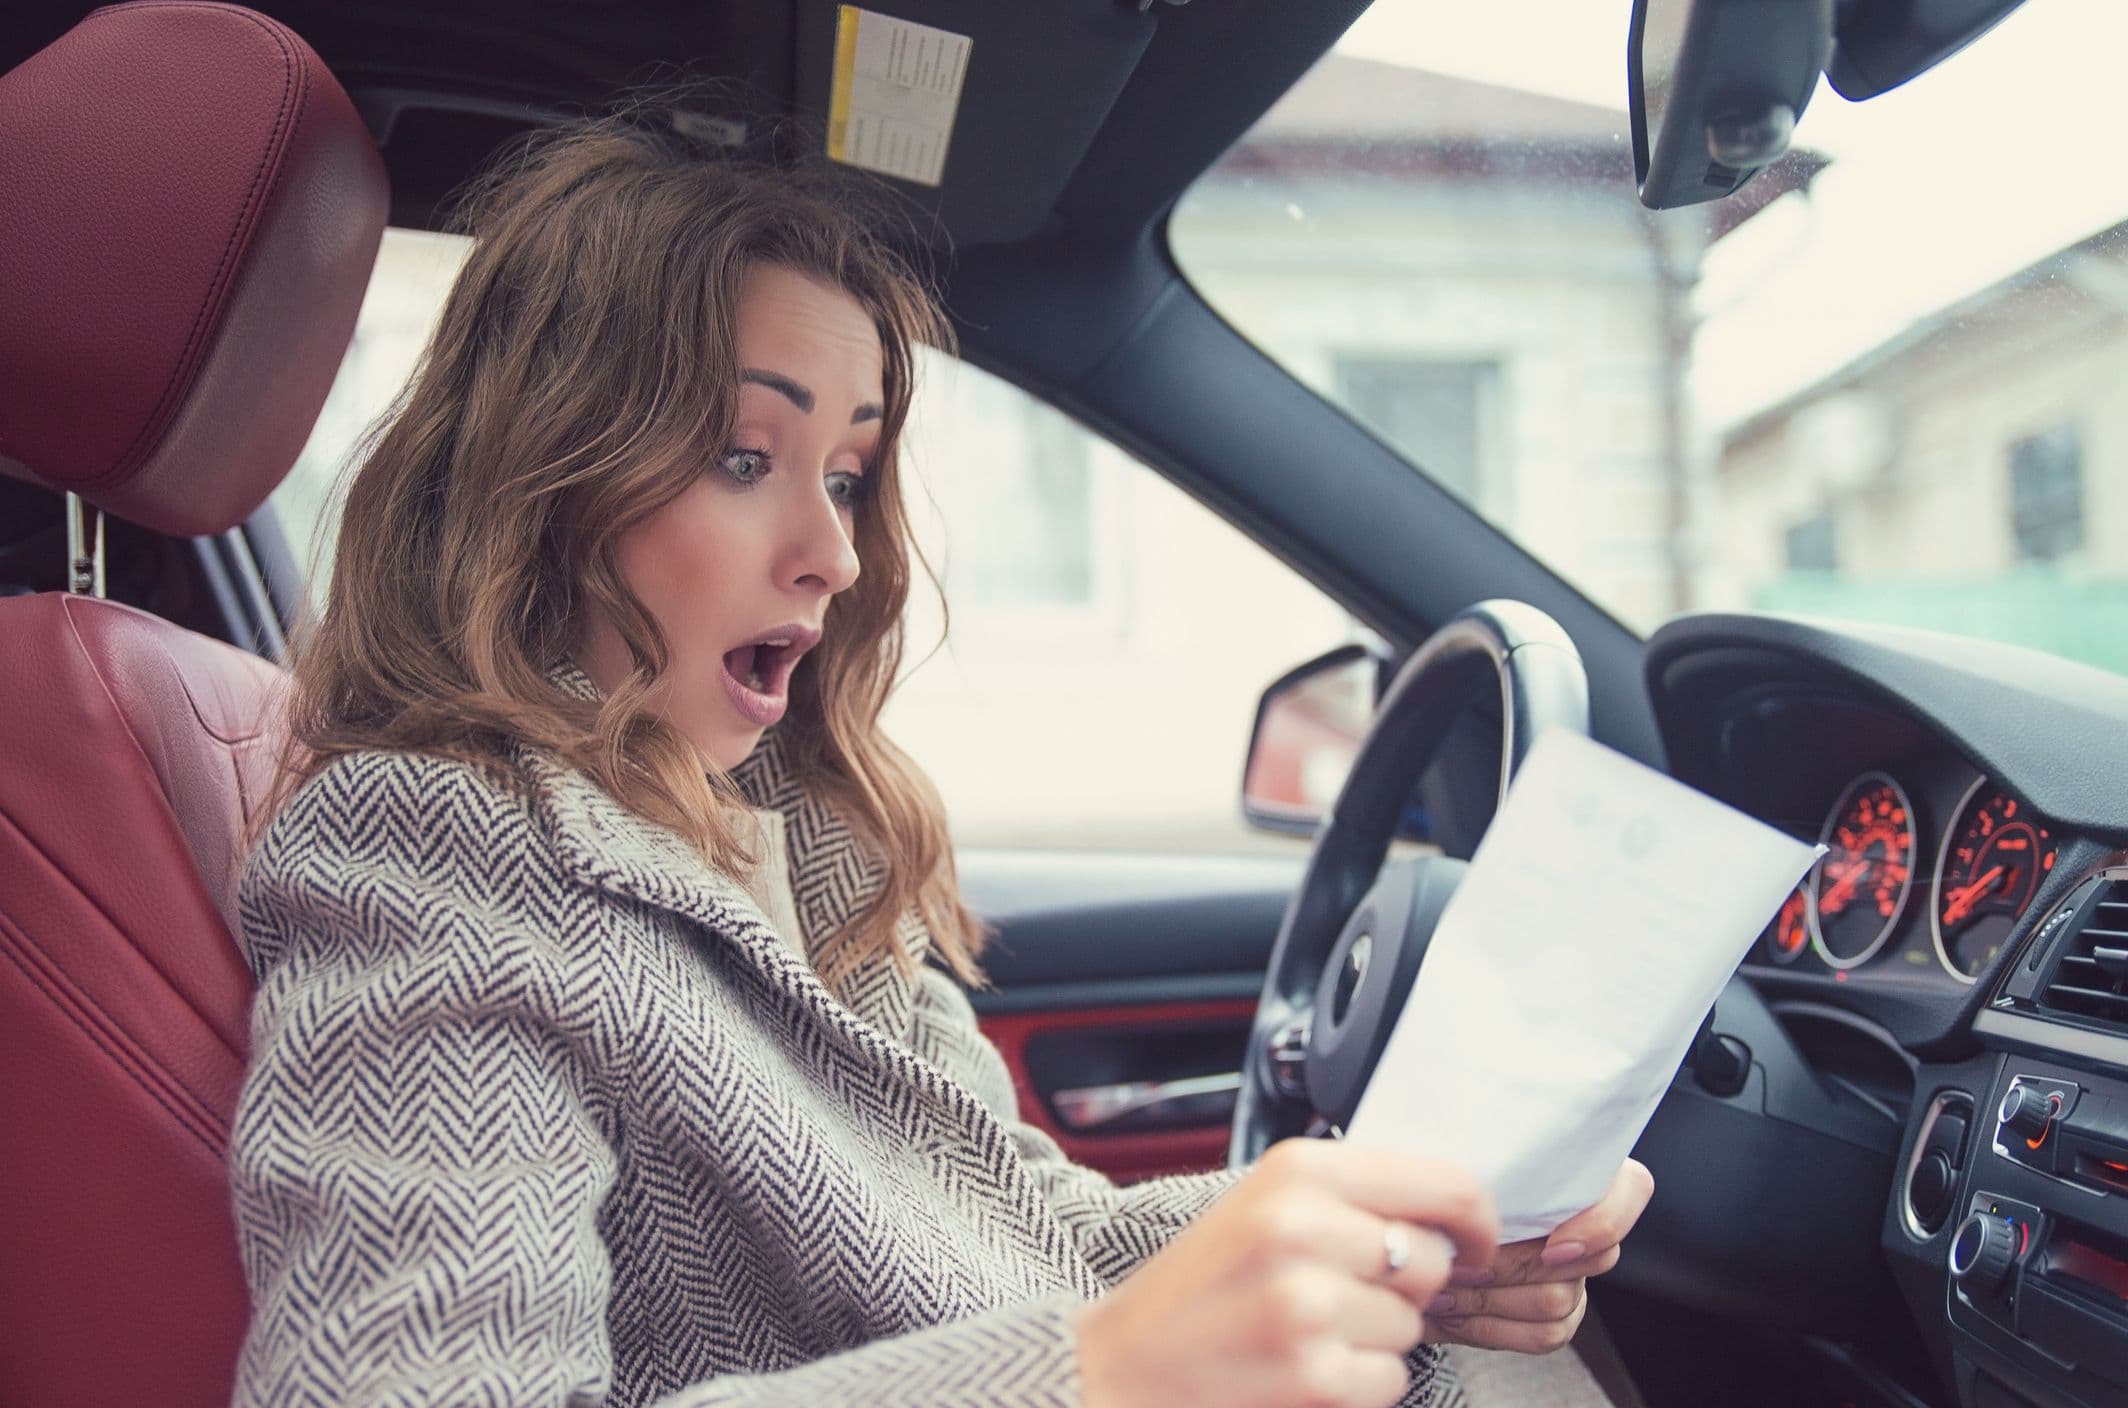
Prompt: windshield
<box><xmin>1172</xmin><ymin>0</ymin><xmax>2128</xmax><ymax>674</ymax></box>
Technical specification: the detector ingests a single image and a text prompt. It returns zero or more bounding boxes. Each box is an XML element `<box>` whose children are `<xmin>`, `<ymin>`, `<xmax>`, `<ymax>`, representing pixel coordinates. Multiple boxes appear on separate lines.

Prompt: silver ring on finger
<box><xmin>1381</xmin><ymin>1222</ymin><xmax>1412</xmax><ymax>1278</ymax></box>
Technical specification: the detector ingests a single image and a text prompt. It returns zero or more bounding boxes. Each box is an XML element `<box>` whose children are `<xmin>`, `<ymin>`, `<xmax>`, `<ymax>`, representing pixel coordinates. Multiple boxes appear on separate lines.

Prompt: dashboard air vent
<box><xmin>2038</xmin><ymin>879</ymin><xmax>2128</xmax><ymax>1028</ymax></box>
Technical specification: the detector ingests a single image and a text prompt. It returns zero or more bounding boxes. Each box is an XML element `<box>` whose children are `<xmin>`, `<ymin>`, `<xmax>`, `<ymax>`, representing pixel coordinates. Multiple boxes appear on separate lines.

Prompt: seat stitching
<box><xmin>96</xmin><ymin>3</ymin><xmax>306</xmax><ymax>484</ymax></box>
<box><xmin>0</xmin><ymin>900</ymin><xmax>228</xmax><ymax>1156</ymax></box>
<box><xmin>29</xmin><ymin>598</ymin><xmax>256</xmax><ymax>1066</ymax></box>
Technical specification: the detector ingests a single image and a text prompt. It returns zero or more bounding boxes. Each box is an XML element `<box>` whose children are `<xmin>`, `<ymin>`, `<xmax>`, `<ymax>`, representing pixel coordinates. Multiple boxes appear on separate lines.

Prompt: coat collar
<box><xmin>519</xmin><ymin>659</ymin><xmax>919</xmax><ymax>1035</ymax></box>
<box><xmin>515</xmin><ymin>732</ymin><xmax>819</xmax><ymax>981</ymax></box>
<box><xmin>518</xmin><ymin>660</ymin><xmax>1022</xmax><ymax>1168</ymax></box>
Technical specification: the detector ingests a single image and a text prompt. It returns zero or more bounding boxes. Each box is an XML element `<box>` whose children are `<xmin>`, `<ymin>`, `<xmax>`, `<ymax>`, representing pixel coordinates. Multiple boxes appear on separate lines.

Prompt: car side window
<box><xmin>271</xmin><ymin>230</ymin><xmax>1358</xmax><ymax>854</ymax></box>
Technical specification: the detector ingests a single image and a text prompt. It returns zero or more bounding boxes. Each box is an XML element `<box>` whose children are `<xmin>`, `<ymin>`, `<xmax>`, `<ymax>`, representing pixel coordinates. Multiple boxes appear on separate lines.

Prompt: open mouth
<box><xmin>718</xmin><ymin>631</ymin><xmax>817</xmax><ymax>729</ymax></box>
<box><xmin>722</xmin><ymin>639</ymin><xmax>802</xmax><ymax>696</ymax></box>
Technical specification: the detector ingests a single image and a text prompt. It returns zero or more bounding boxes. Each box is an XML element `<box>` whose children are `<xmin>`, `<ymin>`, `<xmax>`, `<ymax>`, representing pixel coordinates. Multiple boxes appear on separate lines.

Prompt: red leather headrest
<box><xmin>0</xmin><ymin>2</ymin><xmax>387</xmax><ymax>537</ymax></box>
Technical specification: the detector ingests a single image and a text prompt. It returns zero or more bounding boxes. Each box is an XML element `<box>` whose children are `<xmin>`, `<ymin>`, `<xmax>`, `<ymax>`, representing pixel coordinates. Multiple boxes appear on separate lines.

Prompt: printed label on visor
<box><xmin>827</xmin><ymin>5</ymin><xmax>971</xmax><ymax>187</ymax></box>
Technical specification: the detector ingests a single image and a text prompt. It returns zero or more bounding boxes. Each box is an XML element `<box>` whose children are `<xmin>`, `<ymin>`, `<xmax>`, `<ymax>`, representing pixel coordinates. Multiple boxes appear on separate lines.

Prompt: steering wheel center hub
<box><xmin>1331</xmin><ymin>933</ymin><xmax>1372</xmax><ymax>1026</ymax></box>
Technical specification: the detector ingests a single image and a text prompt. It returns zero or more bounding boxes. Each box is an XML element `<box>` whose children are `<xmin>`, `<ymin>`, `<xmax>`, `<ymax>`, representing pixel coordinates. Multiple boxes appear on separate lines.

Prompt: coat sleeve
<box><xmin>229</xmin><ymin>757</ymin><xmax>1089</xmax><ymax>1408</ymax></box>
<box><xmin>906</xmin><ymin>962</ymin><xmax>1245</xmax><ymax>1288</ymax></box>
<box><xmin>906</xmin><ymin>962</ymin><xmax>1462</xmax><ymax>1408</ymax></box>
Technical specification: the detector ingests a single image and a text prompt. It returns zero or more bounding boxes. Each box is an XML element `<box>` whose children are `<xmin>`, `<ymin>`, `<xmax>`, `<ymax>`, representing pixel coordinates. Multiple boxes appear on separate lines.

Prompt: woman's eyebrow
<box><xmin>742</xmin><ymin>368</ymin><xmax>813</xmax><ymax>413</ymax></box>
<box><xmin>744</xmin><ymin>367</ymin><xmax>884</xmax><ymax>425</ymax></box>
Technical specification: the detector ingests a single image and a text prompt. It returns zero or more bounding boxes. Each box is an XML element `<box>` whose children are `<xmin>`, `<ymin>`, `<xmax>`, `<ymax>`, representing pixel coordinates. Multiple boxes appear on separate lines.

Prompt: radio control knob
<box><xmin>1948</xmin><ymin>1212</ymin><xmax>2020</xmax><ymax>1292</ymax></box>
<box><xmin>1999</xmin><ymin>1084</ymin><xmax>2060</xmax><ymax>1145</ymax></box>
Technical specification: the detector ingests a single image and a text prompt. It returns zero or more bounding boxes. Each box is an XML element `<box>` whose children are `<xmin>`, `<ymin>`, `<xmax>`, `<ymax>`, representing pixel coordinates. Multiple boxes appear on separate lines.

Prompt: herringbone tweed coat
<box><xmin>227</xmin><ymin>681</ymin><xmax>1465</xmax><ymax>1406</ymax></box>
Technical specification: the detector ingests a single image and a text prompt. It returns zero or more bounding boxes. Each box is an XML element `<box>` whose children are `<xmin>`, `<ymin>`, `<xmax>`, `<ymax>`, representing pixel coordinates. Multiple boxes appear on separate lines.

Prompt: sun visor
<box><xmin>795</xmin><ymin>0</ymin><xmax>1155</xmax><ymax>246</ymax></box>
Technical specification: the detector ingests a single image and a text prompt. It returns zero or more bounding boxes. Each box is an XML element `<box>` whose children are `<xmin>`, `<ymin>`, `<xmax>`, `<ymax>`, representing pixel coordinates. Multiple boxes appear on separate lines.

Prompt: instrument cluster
<box><xmin>1754</xmin><ymin>762</ymin><xmax>2060</xmax><ymax>985</ymax></box>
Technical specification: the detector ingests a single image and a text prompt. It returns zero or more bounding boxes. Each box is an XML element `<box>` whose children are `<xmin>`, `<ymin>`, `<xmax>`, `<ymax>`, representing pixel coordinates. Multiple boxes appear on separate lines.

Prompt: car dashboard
<box><xmin>1729</xmin><ymin>705</ymin><xmax>2081</xmax><ymax>995</ymax></box>
<box><xmin>1643</xmin><ymin>613</ymin><xmax>2128</xmax><ymax>1408</ymax></box>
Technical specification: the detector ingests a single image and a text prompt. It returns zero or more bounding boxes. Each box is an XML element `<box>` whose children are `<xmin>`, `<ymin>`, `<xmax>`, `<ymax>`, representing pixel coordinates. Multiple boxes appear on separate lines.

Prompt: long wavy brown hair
<box><xmin>270</xmin><ymin>111</ymin><xmax>986</xmax><ymax>987</ymax></box>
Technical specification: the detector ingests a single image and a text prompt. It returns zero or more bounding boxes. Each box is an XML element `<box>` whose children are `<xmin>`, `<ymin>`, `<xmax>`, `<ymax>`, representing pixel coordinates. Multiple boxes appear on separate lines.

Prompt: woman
<box><xmin>230</xmin><ymin>112</ymin><xmax>1650</xmax><ymax>1408</ymax></box>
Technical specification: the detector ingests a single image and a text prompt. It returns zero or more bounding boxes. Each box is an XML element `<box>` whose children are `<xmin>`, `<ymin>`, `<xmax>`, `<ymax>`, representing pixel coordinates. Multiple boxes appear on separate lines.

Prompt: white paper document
<box><xmin>1346</xmin><ymin>729</ymin><xmax>1821</xmax><ymax>1241</ymax></box>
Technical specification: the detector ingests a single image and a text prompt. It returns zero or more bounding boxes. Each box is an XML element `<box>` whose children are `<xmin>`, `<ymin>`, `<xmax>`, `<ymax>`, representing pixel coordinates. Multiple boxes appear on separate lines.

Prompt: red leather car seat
<box><xmin>0</xmin><ymin>5</ymin><xmax>386</xmax><ymax>1403</ymax></box>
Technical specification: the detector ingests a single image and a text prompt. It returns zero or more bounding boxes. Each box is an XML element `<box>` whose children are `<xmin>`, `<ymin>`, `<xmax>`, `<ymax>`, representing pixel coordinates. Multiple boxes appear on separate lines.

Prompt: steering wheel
<box><xmin>1230</xmin><ymin>600</ymin><xmax>1590</xmax><ymax>1165</ymax></box>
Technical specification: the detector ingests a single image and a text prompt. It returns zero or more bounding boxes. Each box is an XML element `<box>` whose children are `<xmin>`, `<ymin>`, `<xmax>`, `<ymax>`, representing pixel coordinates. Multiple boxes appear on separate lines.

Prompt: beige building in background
<box><xmin>1173</xmin><ymin>57</ymin><xmax>1728</xmax><ymax>632</ymax></box>
<box><xmin>1710</xmin><ymin>221</ymin><xmax>2128</xmax><ymax>672</ymax></box>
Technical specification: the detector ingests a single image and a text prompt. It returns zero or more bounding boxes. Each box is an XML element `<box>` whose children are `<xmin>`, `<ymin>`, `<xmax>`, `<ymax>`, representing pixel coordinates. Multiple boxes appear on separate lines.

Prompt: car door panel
<box><xmin>962</xmin><ymin>849</ymin><xmax>1300</xmax><ymax>1180</ymax></box>
<box><xmin>979</xmin><ymin>1000</ymin><xmax>1256</xmax><ymax>1180</ymax></box>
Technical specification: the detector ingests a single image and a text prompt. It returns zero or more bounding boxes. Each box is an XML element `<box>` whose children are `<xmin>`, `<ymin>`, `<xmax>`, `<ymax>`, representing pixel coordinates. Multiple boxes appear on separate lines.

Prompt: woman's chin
<box><xmin>708</xmin><ymin>732</ymin><xmax>763</xmax><ymax>772</ymax></box>
<box><xmin>685</xmin><ymin>711</ymin><xmax>767</xmax><ymax>773</ymax></box>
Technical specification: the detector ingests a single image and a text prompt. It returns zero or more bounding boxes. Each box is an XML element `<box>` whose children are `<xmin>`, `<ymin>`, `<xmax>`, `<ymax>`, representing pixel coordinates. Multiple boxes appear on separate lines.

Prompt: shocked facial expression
<box><xmin>575</xmin><ymin>263</ymin><xmax>884</xmax><ymax>770</ymax></box>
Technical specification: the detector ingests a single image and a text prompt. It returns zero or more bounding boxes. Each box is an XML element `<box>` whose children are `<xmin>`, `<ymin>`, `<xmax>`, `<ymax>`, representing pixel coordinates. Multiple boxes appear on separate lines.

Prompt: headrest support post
<box><xmin>66</xmin><ymin>494</ymin><xmax>107</xmax><ymax>598</ymax></box>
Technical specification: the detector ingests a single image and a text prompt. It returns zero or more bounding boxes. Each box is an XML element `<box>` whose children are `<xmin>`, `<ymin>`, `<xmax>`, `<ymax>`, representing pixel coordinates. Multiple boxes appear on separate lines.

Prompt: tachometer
<box><xmin>1932</xmin><ymin>778</ymin><xmax>2056</xmax><ymax>983</ymax></box>
<box><xmin>1762</xmin><ymin>885</ymin><xmax>1810</xmax><ymax>965</ymax></box>
<box><xmin>1809</xmin><ymin>772</ymin><xmax>1917</xmax><ymax>970</ymax></box>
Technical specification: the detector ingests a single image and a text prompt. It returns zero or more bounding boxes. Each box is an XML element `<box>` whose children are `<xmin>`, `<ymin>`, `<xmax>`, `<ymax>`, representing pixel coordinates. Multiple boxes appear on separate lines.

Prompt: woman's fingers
<box><xmin>1429</xmin><ymin>1284</ymin><xmax>1589</xmax><ymax>1354</ymax></box>
<box><xmin>1327</xmin><ymin>1277</ymin><xmax>1428</xmax><ymax>1352</ymax></box>
<box><xmin>1078</xmin><ymin>1143</ymin><xmax>1509</xmax><ymax>1408</ymax></box>
<box><xmin>1302</xmin><ymin>1346</ymin><xmax>1414</xmax><ymax>1408</ymax></box>
<box><xmin>1372</xmin><ymin>1219</ymin><xmax>1457</xmax><ymax>1304</ymax></box>
<box><xmin>1540</xmin><ymin>1158</ymin><xmax>1654</xmax><ymax>1266</ymax></box>
<box><xmin>1447</xmin><ymin>1158</ymin><xmax>1650</xmax><ymax>1289</ymax></box>
<box><xmin>1460</xmin><ymin>1238</ymin><xmax>1621</xmax><ymax>1287</ymax></box>
<box><xmin>1245</xmin><ymin>1190</ymin><xmax>1459</xmax><ymax>1307</ymax></box>
<box><xmin>1427</xmin><ymin>1276</ymin><xmax>1588</xmax><ymax>1324</ymax></box>
<box><xmin>1260</xmin><ymin>1140</ymin><xmax>1501</xmax><ymax>1274</ymax></box>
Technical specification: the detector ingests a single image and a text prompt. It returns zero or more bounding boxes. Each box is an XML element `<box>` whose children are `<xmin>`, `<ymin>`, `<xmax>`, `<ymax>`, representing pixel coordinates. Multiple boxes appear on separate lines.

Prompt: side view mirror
<box><xmin>1240</xmin><ymin>644</ymin><xmax>1382</xmax><ymax>839</ymax></box>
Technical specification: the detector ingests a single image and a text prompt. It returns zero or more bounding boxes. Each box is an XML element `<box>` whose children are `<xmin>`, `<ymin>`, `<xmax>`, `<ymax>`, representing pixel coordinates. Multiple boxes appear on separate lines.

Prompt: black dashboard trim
<box><xmin>1647</xmin><ymin>613</ymin><xmax>2128</xmax><ymax>843</ymax></box>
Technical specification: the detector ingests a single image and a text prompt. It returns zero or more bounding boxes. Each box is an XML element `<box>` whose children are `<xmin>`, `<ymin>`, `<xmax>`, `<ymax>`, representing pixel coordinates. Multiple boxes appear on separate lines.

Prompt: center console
<box><xmin>1883</xmin><ymin>868</ymin><xmax>2128</xmax><ymax>1408</ymax></box>
<box><xmin>1937</xmin><ymin>1059</ymin><xmax>2128</xmax><ymax>1406</ymax></box>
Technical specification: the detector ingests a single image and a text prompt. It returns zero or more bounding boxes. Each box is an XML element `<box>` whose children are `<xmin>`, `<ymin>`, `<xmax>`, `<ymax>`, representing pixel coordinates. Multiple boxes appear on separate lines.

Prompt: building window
<box><xmin>907</xmin><ymin>360</ymin><xmax>1102</xmax><ymax>616</ymax></box>
<box><xmin>1333</xmin><ymin>357</ymin><xmax>1498</xmax><ymax>510</ymax></box>
<box><xmin>1783</xmin><ymin>514</ymin><xmax>1838</xmax><ymax>572</ymax></box>
<box><xmin>2009</xmin><ymin>424</ymin><xmax>2084</xmax><ymax>564</ymax></box>
<box><xmin>950</xmin><ymin>399</ymin><xmax>1093</xmax><ymax>606</ymax></box>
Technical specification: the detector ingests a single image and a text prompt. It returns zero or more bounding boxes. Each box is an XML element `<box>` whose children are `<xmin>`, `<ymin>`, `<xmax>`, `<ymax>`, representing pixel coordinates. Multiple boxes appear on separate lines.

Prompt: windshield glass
<box><xmin>1172</xmin><ymin>0</ymin><xmax>2128</xmax><ymax>673</ymax></box>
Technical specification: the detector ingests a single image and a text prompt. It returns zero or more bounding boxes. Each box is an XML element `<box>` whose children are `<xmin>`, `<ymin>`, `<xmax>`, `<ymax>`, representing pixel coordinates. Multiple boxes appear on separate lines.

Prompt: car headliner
<box><xmin>5</xmin><ymin>0</ymin><xmax>1368</xmax><ymax>247</ymax></box>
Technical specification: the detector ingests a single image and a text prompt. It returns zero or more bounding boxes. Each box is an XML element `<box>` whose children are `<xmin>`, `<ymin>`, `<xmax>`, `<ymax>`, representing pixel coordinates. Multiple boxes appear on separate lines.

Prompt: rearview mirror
<box><xmin>1629</xmin><ymin>0</ymin><xmax>1833</xmax><ymax>210</ymax></box>
<box><xmin>1827</xmin><ymin>0</ymin><xmax>2026</xmax><ymax>101</ymax></box>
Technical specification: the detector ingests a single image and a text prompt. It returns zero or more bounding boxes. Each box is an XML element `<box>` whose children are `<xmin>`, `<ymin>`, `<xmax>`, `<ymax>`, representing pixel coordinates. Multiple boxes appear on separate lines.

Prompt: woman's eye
<box><xmin>826</xmin><ymin>471</ymin><xmax>868</xmax><ymax>509</ymax></box>
<box><xmin>719</xmin><ymin>448</ymin><xmax>770</xmax><ymax>485</ymax></box>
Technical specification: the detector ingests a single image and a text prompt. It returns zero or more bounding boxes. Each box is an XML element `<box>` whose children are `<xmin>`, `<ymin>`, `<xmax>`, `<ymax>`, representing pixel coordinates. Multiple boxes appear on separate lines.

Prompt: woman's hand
<box><xmin>1076</xmin><ymin>1139</ymin><xmax>1499</xmax><ymax>1408</ymax></box>
<box><xmin>1422</xmin><ymin>1158</ymin><xmax>1654</xmax><ymax>1354</ymax></box>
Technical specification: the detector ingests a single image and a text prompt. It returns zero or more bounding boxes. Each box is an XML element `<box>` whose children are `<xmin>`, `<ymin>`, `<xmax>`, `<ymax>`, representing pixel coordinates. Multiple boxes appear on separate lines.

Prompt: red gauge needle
<box><xmin>1821</xmin><ymin>860</ymin><xmax>1862</xmax><ymax>912</ymax></box>
<box><xmin>1942</xmin><ymin>865</ymin><xmax>2005</xmax><ymax>928</ymax></box>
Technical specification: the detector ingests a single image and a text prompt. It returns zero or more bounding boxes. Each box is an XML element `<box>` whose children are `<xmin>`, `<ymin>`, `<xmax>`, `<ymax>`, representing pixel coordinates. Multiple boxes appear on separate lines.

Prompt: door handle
<box><xmin>1051</xmin><ymin>1072</ymin><xmax>1242</xmax><ymax>1133</ymax></box>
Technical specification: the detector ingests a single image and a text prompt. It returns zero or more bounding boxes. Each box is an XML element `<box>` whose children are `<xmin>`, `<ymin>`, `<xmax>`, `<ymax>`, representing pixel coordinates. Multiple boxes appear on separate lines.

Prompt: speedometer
<box><xmin>1808</xmin><ymin>772</ymin><xmax>1917</xmax><ymax>970</ymax></box>
<box><xmin>1931</xmin><ymin>778</ymin><xmax>2056</xmax><ymax>983</ymax></box>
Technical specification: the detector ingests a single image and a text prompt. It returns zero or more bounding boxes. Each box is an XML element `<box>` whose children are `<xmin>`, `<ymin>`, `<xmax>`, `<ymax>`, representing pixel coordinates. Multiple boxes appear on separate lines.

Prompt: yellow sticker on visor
<box><xmin>826</xmin><ymin>5</ymin><xmax>971</xmax><ymax>188</ymax></box>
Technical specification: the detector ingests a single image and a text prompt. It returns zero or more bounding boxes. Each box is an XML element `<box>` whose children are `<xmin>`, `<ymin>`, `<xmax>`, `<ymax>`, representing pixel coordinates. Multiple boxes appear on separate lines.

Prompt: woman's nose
<box><xmin>784</xmin><ymin>479</ymin><xmax>861</xmax><ymax>596</ymax></box>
